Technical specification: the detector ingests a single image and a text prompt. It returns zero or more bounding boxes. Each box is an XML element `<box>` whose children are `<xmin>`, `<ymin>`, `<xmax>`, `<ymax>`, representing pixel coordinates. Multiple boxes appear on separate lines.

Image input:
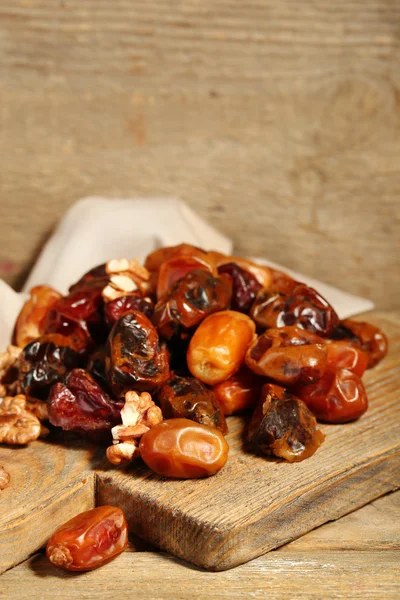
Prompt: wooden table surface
<box><xmin>1</xmin><ymin>490</ymin><xmax>399</xmax><ymax>599</ymax></box>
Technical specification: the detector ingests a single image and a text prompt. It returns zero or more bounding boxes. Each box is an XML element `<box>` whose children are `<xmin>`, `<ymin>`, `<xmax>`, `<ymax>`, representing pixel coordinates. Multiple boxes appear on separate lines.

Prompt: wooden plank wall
<box><xmin>0</xmin><ymin>1</ymin><xmax>399</xmax><ymax>309</ymax></box>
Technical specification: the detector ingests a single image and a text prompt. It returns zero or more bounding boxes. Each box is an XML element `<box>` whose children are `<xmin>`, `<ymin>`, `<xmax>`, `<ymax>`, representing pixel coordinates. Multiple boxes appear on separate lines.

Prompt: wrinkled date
<box><xmin>209</xmin><ymin>253</ymin><xmax>272</xmax><ymax>289</ymax></box>
<box><xmin>218</xmin><ymin>262</ymin><xmax>262</xmax><ymax>313</ymax></box>
<box><xmin>334</xmin><ymin>319</ymin><xmax>388</xmax><ymax>369</ymax></box>
<box><xmin>14</xmin><ymin>285</ymin><xmax>62</xmax><ymax>348</ymax></box>
<box><xmin>68</xmin><ymin>264</ymin><xmax>109</xmax><ymax>294</ymax></box>
<box><xmin>158</xmin><ymin>375</ymin><xmax>227</xmax><ymax>433</ymax></box>
<box><xmin>139</xmin><ymin>418</ymin><xmax>229</xmax><ymax>478</ymax></box>
<box><xmin>156</xmin><ymin>255</ymin><xmax>218</xmax><ymax>301</ymax></box>
<box><xmin>44</xmin><ymin>287</ymin><xmax>107</xmax><ymax>350</ymax></box>
<box><xmin>247</xmin><ymin>383</ymin><xmax>325</xmax><ymax>462</ymax></box>
<box><xmin>251</xmin><ymin>283</ymin><xmax>339</xmax><ymax>337</ymax></box>
<box><xmin>104</xmin><ymin>293</ymin><xmax>154</xmax><ymax>326</ymax></box>
<box><xmin>153</xmin><ymin>269</ymin><xmax>232</xmax><ymax>340</ymax></box>
<box><xmin>19</xmin><ymin>334</ymin><xmax>82</xmax><ymax>400</ymax></box>
<box><xmin>187</xmin><ymin>310</ymin><xmax>256</xmax><ymax>385</ymax></box>
<box><xmin>213</xmin><ymin>367</ymin><xmax>263</xmax><ymax>416</ymax></box>
<box><xmin>294</xmin><ymin>368</ymin><xmax>368</xmax><ymax>423</ymax></box>
<box><xmin>106</xmin><ymin>311</ymin><xmax>170</xmax><ymax>397</ymax></box>
<box><xmin>46</xmin><ymin>506</ymin><xmax>128</xmax><ymax>571</ymax></box>
<box><xmin>245</xmin><ymin>326</ymin><xmax>327</xmax><ymax>386</ymax></box>
<box><xmin>48</xmin><ymin>369</ymin><xmax>122</xmax><ymax>433</ymax></box>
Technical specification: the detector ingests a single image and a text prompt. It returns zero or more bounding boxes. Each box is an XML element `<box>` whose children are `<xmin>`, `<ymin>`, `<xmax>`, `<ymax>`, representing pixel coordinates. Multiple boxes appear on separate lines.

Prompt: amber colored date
<box><xmin>213</xmin><ymin>368</ymin><xmax>262</xmax><ymax>415</ymax></box>
<box><xmin>153</xmin><ymin>269</ymin><xmax>232</xmax><ymax>340</ymax></box>
<box><xmin>294</xmin><ymin>368</ymin><xmax>368</xmax><ymax>423</ymax></box>
<box><xmin>245</xmin><ymin>326</ymin><xmax>327</xmax><ymax>386</ymax></box>
<box><xmin>251</xmin><ymin>283</ymin><xmax>339</xmax><ymax>337</ymax></box>
<box><xmin>247</xmin><ymin>383</ymin><xmax>325</xmax><ymax>462</ymax></box>
<box><xmin>187</xmin><ymin>310</ymin><xmax>256</xmax><ymax>385</ymax></box>
<box><xmin>14</xmin><ymin>285</ymin><xmax>62</xmax><ymax>348</ymax></box>
<box><xmin>139</xmin><ymin>418</ymin><xmax>229</xmax><ymax>478</ymax></box>
<box><xmin>158</xmin><ymin>374</ymin><xmax>227</xmax><ymax>433</ymax></box>
<box><xmin>46</xmin><ymin>506</ymin><xmax>128</xmax><ymax>571</ymax></box>
<box><xmin>325</xmin><ymin>340</ymin><xmax>368</xmax><ymax>377</ymax></box>
<box><xmin>336</xmin><ymin>319</ymin><xmax>388</xmax><ymax>369</ymax></box>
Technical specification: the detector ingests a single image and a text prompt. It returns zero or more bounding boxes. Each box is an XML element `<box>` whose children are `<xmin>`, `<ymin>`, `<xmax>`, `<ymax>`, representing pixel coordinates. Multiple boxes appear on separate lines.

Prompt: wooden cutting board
<box><xmin>1</xmin><ymin>312</ymin><xmax>399</xmax><ymax>574</ymax></box>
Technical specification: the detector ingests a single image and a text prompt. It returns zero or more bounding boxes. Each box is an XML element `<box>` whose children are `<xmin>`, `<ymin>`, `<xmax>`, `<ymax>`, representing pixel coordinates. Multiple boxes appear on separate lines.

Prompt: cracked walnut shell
<box><xmin>0</xmin><ymin>394</ymin><xmax>41</xmax><ymax>445</ymax></box>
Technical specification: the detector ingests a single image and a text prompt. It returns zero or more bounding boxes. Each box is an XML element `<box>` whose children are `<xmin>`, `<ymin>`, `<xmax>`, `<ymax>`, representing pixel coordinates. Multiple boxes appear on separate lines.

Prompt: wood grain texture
<box><xmin>97</xmin><ymin>312</ymin><xmax>400</xmax><ymax>570</ymax></box>
<box><xmin>0</xmin><ymin>434</ymin><xmax>97</xmax><ymax>574</ymax></box>
<box><xmin>2</xmin><ymin>491</ymin><xmax>399</xmax><ymax>599</ymax></box>
<box><xmin>0</xmin><ymin>1</ymin><xmax>399</xmax><ymax>308</ymax></box>
<box><xmin>1</xmin><ymin>551</ymin><xmax>399</xmax><ymax>600</ymax></box>
<box><xmin>0</xmin><ymin>312</ymin><xmax>399</xmax><ymax>574</ymax></box>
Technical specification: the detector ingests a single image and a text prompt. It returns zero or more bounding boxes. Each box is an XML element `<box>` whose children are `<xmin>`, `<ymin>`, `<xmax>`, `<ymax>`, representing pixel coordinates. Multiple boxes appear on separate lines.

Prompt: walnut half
<box><xmin>106</xmin><ymin>391</ymin><xmax>163</xmax><ymax>466</ymax></box>
<box><xmin>102</xmin><ymin>258</ymin><xmax>151</xmax><ymax>301</ymax></box>
<box><xmin>0</xmin><ymin>394</ymin><xmax>41</xmax><ymax>445</ymax></box>
<box><xmin>0</xmin><ymin>345</ymin><xmax>22</xmax><ymax>397</ymax></box>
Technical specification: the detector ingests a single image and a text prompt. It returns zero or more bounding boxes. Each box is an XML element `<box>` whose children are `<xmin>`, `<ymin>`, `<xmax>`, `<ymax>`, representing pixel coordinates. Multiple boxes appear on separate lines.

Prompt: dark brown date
<box><xmin>247</xmin><ymin>383</ymin><xmax>325</xmax><ymax>462</ymax></box>
<box><xmin>334</xmin><ymin>319</ymin><xmax>388</xmax><ymax>368</ymax></box>
<box><xmin>153</xmin><ymin>269</ymin><xmax>232</xmax><ymax>340</ymax></box>
<box><xmin>48</xmin><ymin>369</ymin><xmax>122</xmax><ymax>433</ymax></box>
<box><xmin>19</xmin><ymin>334</ymin><xmax>82</xmax><ymax>400</ymax></box>
<box><xmin>217</xmin><ymin>262</ymin><xmax>262</xmax><ymax>313</ymax></box>
<box><xmin>105</xmin><ymin>311</ymin><xmax>170</xmax><ymax>397</ymax></box>
<box><xmin>68</xmin><ymin>264</ymin><xmax>109</xmax><ymax>293</ymax></box>
<box><xmin>294</xmin><ymin>368</ymin><xmax>368</xmax><ymax>423</ymax></box>
<box><xmin>104</xmin><ymin>293</ymin><xmax>154</xmax><ymax>326</ymax></box>
<box><xmin>245</xmin><ymin>326</ymin><xmax>327</xmax><ymax>385</ymax></box>
<box><xmin>251</xmin><ymin>283</ymin><xmax>339</xmax><ymax>337</ymax></box>
<box><xmin>158</xmin><ymin>374</ymin><xmax>227</xmax><ymax>433</ymax></box>
<box><xmin>46</xmin><ymin>506</ymin><xmax>128</xmax><ymax>571</ymax></box>
<box><xmin>139</xmin><ymin>418</ymin><xmax>229</xmax><ymax>478</ymax></box>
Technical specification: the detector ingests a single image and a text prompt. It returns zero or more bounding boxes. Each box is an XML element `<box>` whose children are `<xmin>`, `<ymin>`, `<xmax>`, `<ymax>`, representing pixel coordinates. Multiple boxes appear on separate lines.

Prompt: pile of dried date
<box><xmin>0</xmin><ymin>244</ymin><xmax>388</xmax><ymax>484</ymax></box>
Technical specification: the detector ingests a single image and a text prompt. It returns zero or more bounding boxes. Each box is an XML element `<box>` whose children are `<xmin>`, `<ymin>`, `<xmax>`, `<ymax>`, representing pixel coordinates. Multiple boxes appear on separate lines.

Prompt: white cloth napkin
<box><xmin>0</xmin><ymin>197</ymin><xmax>373</xmax><ymax>347</ymax></box>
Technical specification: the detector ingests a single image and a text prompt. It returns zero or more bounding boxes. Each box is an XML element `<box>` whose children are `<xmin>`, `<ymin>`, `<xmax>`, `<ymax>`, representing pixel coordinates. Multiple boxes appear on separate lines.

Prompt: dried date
<box><xmin>153</xmin><ymin>269</ymin><xmax>232</xmax><ymax>340</ymax></box>
<box><xmin>156</xmin><ymin>253</ymin><xmax>217</xmax><ymax>300</ymax></box>
<box><xmin>105</xmin><ymin>311</ymin><xmax>170</xmax><ymax>397</ymax></box>
<box><xmin>19</xmin><ymin>334</ymin><xmax>82</xmax><ymax>400</ymax></box>
<box><xmin>14</xmin><ymin>285</ymin><xmax>62</xmax><ymax>348</ymax></box>
<box><xmin>245</xmin><ymin>326</ymin><xmax>327</xmax><ymax>385</ymax></box>
<box><xmin>334</xmin><ymin>319</ymin><xmax>388</xmax><ymax>368</ymax></box>
<box><xmin>213</xmin><ymin>367</ymin><xmax>263</xmax><ymax>415</ymax></box>
<box><xmin>104</xmin><ymin>293</ymin><xmax>154</xmax><ymax>326</ymax></box>
<box><xmin>294</xmin><ymin>368</ymin><xmax>368</xmax><ymax>423</ymax></box>
<box><xmin>251</xmin><ymin>283</ymin><xmax>339</xmax><ymax>337</ymax></box>
<box><xmin>48</xmin><ymin>369</ymin><xmax>122</xmax><ymax>433</ymax></box>
<box><xmin>325</xmin><ymin>340</ymin><xmax>368</xmax><ymax>377</ymax></box>
<box><xmin>247</xmin><ymin>383</ymin><xmax>325</xmax><ymax>462</ymax></box>
<box><xmin>139</xmin><ymin>418</ymin><xmax>229</xmax><ymax>478</ymax></box>
<box><xmin>158</xmin><ymin>374</ymin><xmax>227</xmax><ymax>433</ymax></box>
<box><xmin>218</xmin><ymin>262</ymin><xmax>262</xmax><ymax>313</ymax></box>
<box><xmin>46</xmin><ymin>506</ymin><xmax>128</xmax><ymax>571</ymax></box>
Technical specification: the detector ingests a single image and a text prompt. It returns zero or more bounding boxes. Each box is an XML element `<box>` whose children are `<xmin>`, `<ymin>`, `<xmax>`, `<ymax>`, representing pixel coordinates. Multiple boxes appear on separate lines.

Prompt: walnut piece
<box><xmin>26</xmin><ymin>398</ymin><xmax>49</xmax><ymax>422</ymax></box>
<box><xmin>102</xmin><ymin>258</ymin><xmax>151</xmax><ymax>301</ymax></box>
<box><xmin>0</xmin><ymin>345</ymin><xmax>22</xmax><ymax>397</ymax></box>
<box><xmin>0</xmin><ymin>466</ymin><xmax>10</xmax><ymax>490</ymax></box>
<box><xmin>107</xmin><ymin>391</ymin><xmax>163</xmax><ymax>465</ymax></box>
<box><xmin>0</xmin><ymin>394</ymin><xmax>41</xmax><ymax>445</ymax></box>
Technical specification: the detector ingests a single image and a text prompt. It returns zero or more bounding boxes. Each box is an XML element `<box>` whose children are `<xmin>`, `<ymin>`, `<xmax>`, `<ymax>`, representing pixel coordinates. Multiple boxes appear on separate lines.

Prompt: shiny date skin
<box><xmin>247</xmin><ymin>383</ymin><xmax>325</xmax><ymax>462</ymax></box>
<box><xmin>217</xmin><ymin>262</ymin><xmax>262</xmax><ymax>313</ymax></box>
<box><xmin>325</xmin><ymin>340</ymin><xmax>368</xmax><ymax>377</ymax></box>
<box><xmin>48</xmin><ymin>369</ymin><xmax>122</xmax><ymax>433</ymax></box>
<box><xmin>19</xmin><ymin>334</ymin><xmax>82</xmax><ymax>400</ymax></box>
<box><xmin>139</xmin><ymin>418</ymin><xmax>229</xmax><ymax>478</ymax></box>
<box><xmin>251</xmin><ymin>283</ymin><xmax>339</xmax><ymax>337</ymax></box>
<box><xmin>14</xmin><ymin>285</ymin><xmax>62</xmax><ymax>348</ymax></box>
<box><xmin>104</xmin><ymin>293</ymin><xmax>154</xmax><ymax>326</ymax></box>
<box><xmin>46</xmin><ymin>506</ymin><xmax>128</xmax><ymax>571</ymax></box>
<box><xmin>158</xmin><ymin>374</ymin><xmax>227</xmax><ymax>433</ymax></box>
<box><xmin>105</xmin><ymin>310</ymin><xmax>170</xmax><ymax>397</ymax></box>
<box><xmin>153</xmin><ymin>269</ymin><xmax>232</xmax><ymax>340</ymax></box>
<box><xmin>245</xmin><ymin>326</ymin><xmax>327</xmax><ymax>386</ymax></box>
<box><xmin>294</xmin><ymin>367</ymin><xmax>368</xmax><ymax>423</ymax></box>
<box><xmin>187</xmin><ymin>310</ymin><xmax>256</xmax><ymax>385</ymax></box>
<box><xmin>213</xmin><ymin>367</ymin><xmax>263</xmax><ymax>416</ymax></box>
<box><xmin>333</xmin><ymin>319</ymin><xmax>388</xmax><ymax>369</ymax></box>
